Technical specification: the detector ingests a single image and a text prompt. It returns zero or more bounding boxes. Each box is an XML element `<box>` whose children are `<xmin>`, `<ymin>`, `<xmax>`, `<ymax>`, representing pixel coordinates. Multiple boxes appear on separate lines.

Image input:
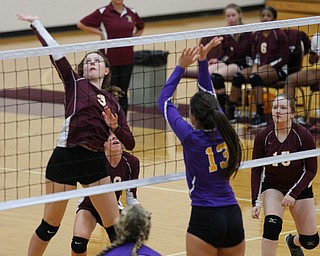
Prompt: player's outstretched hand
<box><xmin>199</xmin><ymin>36</ymin><xmax>223</xmax><ymax>61</ymax></box>
<box><xmin>17</xmin><ymin>13</ymin><xmax>39</xmax><ymax>23</ymax></box>
<box><xmin>178</xmin><ymin>47</ymin><xmax>199</xmax><ymax>69</ymax></box>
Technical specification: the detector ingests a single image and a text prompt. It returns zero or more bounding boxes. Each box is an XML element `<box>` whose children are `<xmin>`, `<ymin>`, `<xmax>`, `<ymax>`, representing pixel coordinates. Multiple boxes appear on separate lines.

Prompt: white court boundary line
<box><xmin>0</xmin><ymin>148</ymin><xmax>319</xmax><ymax>211</ymax></box>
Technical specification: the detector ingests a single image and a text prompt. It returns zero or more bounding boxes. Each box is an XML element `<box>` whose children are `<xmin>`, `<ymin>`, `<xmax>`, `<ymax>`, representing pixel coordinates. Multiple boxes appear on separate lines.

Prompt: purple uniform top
<box><xmin>78</xmin><ymin>151</ymin><xmax>140</xmax><ymax>212</ymax></box>
<box><xmin>158</xmin><ymin>59</ymin><xmax>238</xmax><ymax>207</ymax></box>
<box><xmin>101</xmin><ymin>242</ymin><xmax>161</xmax><ymax>256</ymax></box>
<box><xmin>30</xmin><ymin>20</ymin><xmax>135</xmax><ymax>152</ymax></box>
<box><xmin>251</xmin><ymin>29</ymin><xmax>289</xmax><ymax>70</ymax></box>
<box><xmin>80</xmin><ymin>3</ymin><xmax>145</xmax><ymax>66</ymax></box>
<box><xmin>251</xmin><ymin>123</ymin><xmax>317</xmax><ymax>206</ymax></box>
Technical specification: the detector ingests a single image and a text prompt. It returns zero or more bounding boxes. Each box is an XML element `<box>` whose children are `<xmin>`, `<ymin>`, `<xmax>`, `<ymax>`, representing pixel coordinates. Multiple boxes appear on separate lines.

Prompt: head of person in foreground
<box><xmin>97</xmin><ymin>205</ymin><xmax>152</xmax><ymax>256</ymax></box>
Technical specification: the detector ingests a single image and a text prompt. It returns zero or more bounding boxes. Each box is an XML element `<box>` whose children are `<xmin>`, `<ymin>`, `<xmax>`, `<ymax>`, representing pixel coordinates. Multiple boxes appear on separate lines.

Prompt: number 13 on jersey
<box><xmin>205</xmin><ymin>142</ymin><xmax>229</xmax><ymax>173</ymax></box>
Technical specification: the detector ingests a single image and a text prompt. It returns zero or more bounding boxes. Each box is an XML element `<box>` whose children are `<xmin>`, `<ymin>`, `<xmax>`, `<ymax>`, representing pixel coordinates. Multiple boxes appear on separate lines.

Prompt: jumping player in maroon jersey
<box><xmin>78</xmin><ymin>0</ymin><xmax>145</xmax><ymax>115</ymax></box>
<box><xmin>17</xmin><ymin>13</ymin><xmax>135</xmax><ymax>256</ymax></box>
<box><xmin>71</xmin><ymin>132</ymin><xmax>140</xmax><ymax>255</ymax></box>
<box><xmin>251</xmin><ymin>94</ymin><xmax>319</xmax><ymax>256</ymax></box>
<box><xmin>158</xmin><ymin>38</ymin><xmax>245</xmax><ymax>256</ymax></box>
<box><xmin>227</xmin><ymin>6</ymin><xmax>289</xmax><ymax>127</ymax></box>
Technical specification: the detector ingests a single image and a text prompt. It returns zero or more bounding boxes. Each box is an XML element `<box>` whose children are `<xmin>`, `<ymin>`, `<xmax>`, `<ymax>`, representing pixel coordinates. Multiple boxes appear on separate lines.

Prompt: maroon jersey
<box><xmin>251</xmin><ymin>29</ymin><xmax>289</xmax><ymax>70</ymax></box>
<box><xmin>200</xmin><ymin>36</ymin><xmax>225</xmax><ymax>61</ymax></box>
<box><xmin>31</xmin><ymin>21</ymin><xmax>135</xmax><ymax>152</ymax></box>
<box><xmin>78</xmin><ymin>151</ymin><xmax>140</xmax><ymax>217</ymax></box>
<box><xmin>221</xmin><ymin>32</ymin><xmax>252</xmax><ymax>67</ymax></box>
<box><xmin>283</xmin><ymin>29</ymin><xmax>311</xmax><ymax>74</ymax></box>
<box><xmin>251</xmin><ymin>122</ymin><xmax>317</xmax><ymax>206</ymax></box>
<box><xmin>80</xmin><ymin>3</ymin><xmax>145</xmax><ymax>66</ymax></box>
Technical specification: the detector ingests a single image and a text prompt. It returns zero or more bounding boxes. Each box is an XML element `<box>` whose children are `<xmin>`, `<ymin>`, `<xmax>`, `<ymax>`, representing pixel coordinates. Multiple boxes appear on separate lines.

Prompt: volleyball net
<box><xmin>1</xmin><ymin>16</ymin><xmax>320</xmax><ymax>211</ymax></box>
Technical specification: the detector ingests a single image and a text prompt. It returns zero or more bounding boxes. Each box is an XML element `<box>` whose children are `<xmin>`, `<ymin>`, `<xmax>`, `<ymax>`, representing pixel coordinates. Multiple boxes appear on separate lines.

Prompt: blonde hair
<box><xmin>224</xmin><ymin>3</ymin><xmax>243</xmax><ymax>25</ymax></box>
<box><xmin>97</xmin><ymin>206</ymin><xmax>151</xmax><ymax>256</ymax></box>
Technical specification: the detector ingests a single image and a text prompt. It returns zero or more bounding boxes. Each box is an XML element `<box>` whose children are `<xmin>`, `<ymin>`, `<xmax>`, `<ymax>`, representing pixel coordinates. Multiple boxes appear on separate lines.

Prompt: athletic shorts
<box><xmin>77</xmin><ymin>197</ymin><xmax>104</xmax><ymax>226</ymax></box>
<box><xmin>187</xmin><ymin>204</ymin><xmax>245</xmax><ymax>248</ymax></box>
<box><xmin>46</xmin><ymin>146</ymin><xmax>109</xmax><ymax>186</ymax></box>
<box><xmin>261</xmin><ymin>182</ymin><xmax>314</xmax><ymax>200</ymax></box>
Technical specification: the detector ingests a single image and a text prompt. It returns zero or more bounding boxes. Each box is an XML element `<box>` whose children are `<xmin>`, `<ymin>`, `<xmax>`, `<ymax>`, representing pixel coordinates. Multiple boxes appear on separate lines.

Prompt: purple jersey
<box><xmin>101</xmin><ymin>242</ymin><xmax>161</xmax><ymax>256</ymax></box>
<box><xmin>78</xmin><ymin>151</ymin><xmax>140</xmax><ymax>215</ymax></box>
<box><xmin>80</xmin><ymin>3</ymin><xmax>145</xmax><ymax>66</ymax></box>
<box><xmin>158</xmin><ymin>59</ymin><xmax>238</xmax><ymax>207</ymax></box>
<box><xmin>251</xmin><ymin>28</ymin><xmax>289</xmax><ymax>70</ymax></box>
<box><xmin>31</xmin><ymin>21</ymin><xmax>135</xmax><ymax>152</ymax></box>
<box><xmin>251</xmin><ymin>123</ymin><xmax>317</xmax><ymax>206</ymax></box>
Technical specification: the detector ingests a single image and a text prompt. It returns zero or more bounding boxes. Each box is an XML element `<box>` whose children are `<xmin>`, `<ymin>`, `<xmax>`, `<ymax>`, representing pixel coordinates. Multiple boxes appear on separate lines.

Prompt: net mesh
<box><xmin>0</xmin><ymin>16</ymin><xmax>320</xmax><ymax>210</ymax></box>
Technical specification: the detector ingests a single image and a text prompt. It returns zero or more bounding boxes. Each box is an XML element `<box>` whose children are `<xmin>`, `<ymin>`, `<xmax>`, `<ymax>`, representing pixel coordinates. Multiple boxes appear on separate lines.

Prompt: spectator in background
<box><xmin>227</xmin><ymin>6</ymin><xmax>289</xmax><ymax>127</ymax></box>
<box><xmin>78</xmin><ymin>0</ymin><xmax>145</xmax><ymax>115</ymax></box>
<box><xmin>284</xmin><ymin>32</ymin><xmax>319</xmax><ymax>99</ymax></box>
<box><xmin>208</xmin><ymin>3</ymin><xmax>252</xmax><ymax>114</ymax></box>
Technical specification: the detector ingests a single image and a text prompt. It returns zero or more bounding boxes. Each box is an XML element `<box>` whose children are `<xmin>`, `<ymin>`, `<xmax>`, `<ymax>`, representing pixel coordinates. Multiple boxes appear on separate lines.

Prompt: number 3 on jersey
<box><xmin>205</xmin><ymin>142</ymin><xmax>229</xmax><ymax>173</ymax></box>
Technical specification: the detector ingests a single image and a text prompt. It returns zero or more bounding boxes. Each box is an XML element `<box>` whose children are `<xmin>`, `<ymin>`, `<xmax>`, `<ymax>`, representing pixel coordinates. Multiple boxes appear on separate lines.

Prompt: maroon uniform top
<box><xmin>251</xmin><ymin>29</ymin><xmax>289</xmax><ymax>70</ymax></box>
<box><xmin>200</xmin><ymin>36</ymin><xmax>225</xmax><ymax>61</ymax></box>
<box><xmin>31</xmin><ymin>21</ymin><xmax>135</xmax><ymax>152</ymax></box>
<box><xmin>80</xmin><ymin>3</ymin><xmax>145</xmax><ymax>66</ymax></box>
<box><xmin>78</xmin><ymin>151</ymin><xmax>140</xmax><ymax>215</ymax></box>
<box><xmin>283</xmin><ymin>29</ymin><xmax>311</xmax><ymax>74</ymax></box>
<box><xmin>251</xmin><ymin>122</ymin><xmax>317</xmax><ymax>206</ymax></box>
<box><xmin>221</xmin><ymin>32</ymin><xmax>252</xmax><ymax>67</ymax></box>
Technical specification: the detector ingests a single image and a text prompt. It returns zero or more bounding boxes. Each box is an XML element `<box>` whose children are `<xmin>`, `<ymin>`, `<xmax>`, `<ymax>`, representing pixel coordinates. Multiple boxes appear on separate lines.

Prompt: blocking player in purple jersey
<box><xmin>158</xmin><ymin>38</ymin><xmax>245</xmax><ymax>256</ymax></box>
<box><xmin>251</xmin><ymin>94</ymin><xmax>319</xmax><ymax>256</ymax></box>
<box><xmin>97</xmin><ymin>205</ymin><xmax>161</xmax><ymax>256</ymax></box>
<box><xmin>208</xmin><ymin>4</ymin><xmax>252</xmax><ymax>113</ymax></box>
<box><xmin>71</xmin><ymin>132</ymin><xmax>140</xmax><ymax>255</ymax></box>
<box><xmin>227</xmin><ymin>6</ymin><xmax>289</xmax><ymax>127</ymax></box>
<box><xmin>17</xmin><ymin>13</ymin><xmax>135</xmax><ymax>256</ymax></box>
<box><xmin>78</xmin><ymin>0</ymin><xmax>145</xmax><ymax>115</ymax></box>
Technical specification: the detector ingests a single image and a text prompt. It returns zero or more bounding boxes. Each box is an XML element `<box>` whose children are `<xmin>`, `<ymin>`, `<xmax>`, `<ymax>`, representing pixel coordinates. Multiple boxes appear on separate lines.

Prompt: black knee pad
<box><xmin>249</xmin><ymin>73</ymin><xmax>263</xmax><ymax>88</ymax></box>
<box><xmin>299</xmin><ymin>232</ymin><xmax>319</xmax><ymax>250</ymax></box>
<box><xmin>263</xmin><ymin>215</ymin><xmax>283</xmax><ymax>241</ymax></box>
<box><xmin>211</xmin><ymin>73</ymin><xmax>225</xmax><ymax>90</ymax></box>
<box><xmin>71</xmin><ymin>236</ymin><xmax>89</xmax><ymax>254</ymax></box>
<box><xmin>232</xmin><ymin>72</ymin><xmax>245</xmax><ymax>89</ymax></box>
<box><xmin>35</xmin><ymin>219</ymin><xmax>59</xmax><ymax>241</ymax></box>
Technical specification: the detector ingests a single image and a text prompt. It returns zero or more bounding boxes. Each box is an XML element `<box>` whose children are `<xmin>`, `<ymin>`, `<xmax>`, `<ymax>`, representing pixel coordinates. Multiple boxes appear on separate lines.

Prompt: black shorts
<box><xmin>46</xmin><ymin>146</ymin><xmax>109</xmax><ymax>186</ymax></box>
<box><xmin>77</xmin><ymin>202</ymin><xmax>103</xmax><ymax>226</ymax></box>
<box><xmin>187</xmin><ymin>204</ymin><xmax>245</xmax><ymax>248</ymax></box>
<box><xmin>261</xmin><ymin>182</ymin><xmax>314</xmax><ymax>200</ymax></box>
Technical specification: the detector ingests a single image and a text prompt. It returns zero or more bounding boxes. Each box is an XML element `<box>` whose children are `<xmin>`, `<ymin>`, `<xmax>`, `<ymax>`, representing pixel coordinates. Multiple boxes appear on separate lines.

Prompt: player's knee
<box><xmin>35</xmin><ymin>219</ymin><xmax>59</xmax><ymax>241</ymax></box>
<box><xmin>249</xmin><ymin>73</ymin><xmax>263</xmax><ymax>88</ymax></box>
<box><xmin>299</xmin><ymin>233</ymin><xmax>319</xmax><ymax>250</ymax></box>
<box><xmin>232</xmin><ymin>72</ymin><xmax>245</xmax><ymax>89</ymax></box>
<box><xmin>262</xmin><ymin>215</ymin><xmax>283</xmax><ymax>241</ymax></box>
<box><xmin>211</xmin><ymin>73</ymin><xmax>225</xmax><ymax>90</ymax></box>
<box><xmin>71</xmin><ymin>236</ymin><xmax>89</xmax><ymax>254</ymax></box>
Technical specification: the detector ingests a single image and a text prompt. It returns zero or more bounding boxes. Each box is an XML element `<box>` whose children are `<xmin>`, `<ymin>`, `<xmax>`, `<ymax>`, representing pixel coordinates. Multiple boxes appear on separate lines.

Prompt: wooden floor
<box><xmin>1</xmin><ymin>8</ymin><xmax>320</xmax><ymax>256</ymax></box>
